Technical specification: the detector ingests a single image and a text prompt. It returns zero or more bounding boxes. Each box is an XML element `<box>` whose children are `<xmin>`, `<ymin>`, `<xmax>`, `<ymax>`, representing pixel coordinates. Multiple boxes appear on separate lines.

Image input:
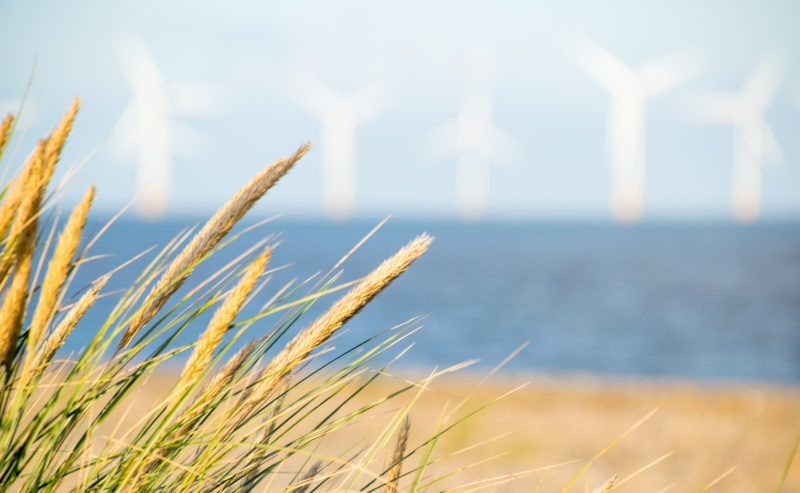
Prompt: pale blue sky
<box><xmin>1</xmin><ymin>1</ymin><xmax>799</xmax><ymax>221</ymax></box>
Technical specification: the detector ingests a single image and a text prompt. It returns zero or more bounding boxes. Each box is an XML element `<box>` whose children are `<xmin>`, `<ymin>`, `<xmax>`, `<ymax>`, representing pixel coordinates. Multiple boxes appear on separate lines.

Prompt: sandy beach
<box><xmin>111</xmin><ymin>372</ymin><xmax>800</xmax><ymax>492</ymax></box>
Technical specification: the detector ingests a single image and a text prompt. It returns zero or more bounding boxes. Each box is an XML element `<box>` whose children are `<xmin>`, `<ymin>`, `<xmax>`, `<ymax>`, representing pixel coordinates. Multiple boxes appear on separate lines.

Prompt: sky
<box><xmin>1</xmin><ymin>1</ymin><xmax>800</xmax><ymax>222</ymax></box>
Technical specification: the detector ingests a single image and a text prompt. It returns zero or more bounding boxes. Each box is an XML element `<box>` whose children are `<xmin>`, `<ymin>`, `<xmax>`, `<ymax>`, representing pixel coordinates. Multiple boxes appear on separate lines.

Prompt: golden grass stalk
<box><xmin>0</xmin><ymin>141</ymin><xmax>46</xmax><ymax>367</ymax></box>
<box><xmin>240</xmin><ymin>381</ymin><xmax>291</xmax><ymax>488</ymax></box>
<box><xmin>592</xmin><ymin>475</ymin><xmax>617</xmax><ymax>493</ymax></box>
<box><xmin>119</xmin><ymin>143</ymin><xmax>310</xmax><ymax>349</ymax></box>
<box><xmin>242</xmin><ymin>233</ymin><xmax>432</xmax><ymax>415</ymax></box>
<box><xmin>0</xmin><ymin>179</ymin><xmax>25</xmax><ymax>251</ymax></box>
<box><xmin>290</xmin><ymin>461</ymin><xmax>322</xmax><ymax>493</ymax></box>
<box><xmin>385</xmin><ymin>415</ymin><xmax>411</xmax><ymax>493</ymax></box>
<box><xmin>42</xmin><ymin>97</ymin><xmax>80</xmax><ymax>185</ymax></box>
<box><xmin>37</xmin><ymin>274</ymin><xmax>110</xmax><ymax>372</ymax></box>
<box><xmin>0</xmin><ymin>99</ymin><xmax>77</xmax><ymax>281</ymax></box>
<box><xmin>0</xmin><ymin>241</ymin><xmax>34</xmax><ymax>369</ymax></box>
<box><xmin>28</xmin><ymin>185</ymin><xmax>95</xmax><ymax>351</ymax></box>
<box><xmin>0</xmin><ymin>113</ymin><xmax>13</xmax><ymax>158</ymax></box>
<box><xmin>175</xmin><ymin>246</ymin><xmax>272</xmax><ymax>395</ymax></box>
<box><xmin>0</xmin><ymin>146</ymin><xmax>42</xmax><ymax>259</ymax></box>
<box><xmin>196</xmin><ymin>338</ymin><xmax>259</xmax><ymax>411</ymax></box>
<box><xmin>143</xmin><ymin>339</ymin><xmax>264</xmax><ymax>479</ymax></box>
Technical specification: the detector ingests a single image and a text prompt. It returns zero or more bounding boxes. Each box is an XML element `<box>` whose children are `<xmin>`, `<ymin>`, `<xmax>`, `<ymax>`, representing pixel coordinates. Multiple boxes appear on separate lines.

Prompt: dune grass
<box><xmin>0</xmin><ymin>98</ymin><xmax>533</xmax><ymax>492</ymax></box>
<box><xmin>1</xmin><ymin>98</ymin><xmax>796</xmax><ymax>492</ymax></box>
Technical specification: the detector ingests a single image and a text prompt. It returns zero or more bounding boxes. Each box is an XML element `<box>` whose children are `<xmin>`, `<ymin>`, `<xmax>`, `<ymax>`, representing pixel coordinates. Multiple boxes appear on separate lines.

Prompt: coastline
<box><xmin>118</xmin><ymin>371</ymin><xmax>800</xmax><ymax>492</ymax></box>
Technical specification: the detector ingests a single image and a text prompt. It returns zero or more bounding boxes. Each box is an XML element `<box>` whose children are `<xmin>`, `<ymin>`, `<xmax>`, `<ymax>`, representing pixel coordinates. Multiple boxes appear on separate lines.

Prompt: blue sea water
<box><xmin>66</xmin><ymin>218</ymin><xmax>800</xmax><ymax>383</ymax></box>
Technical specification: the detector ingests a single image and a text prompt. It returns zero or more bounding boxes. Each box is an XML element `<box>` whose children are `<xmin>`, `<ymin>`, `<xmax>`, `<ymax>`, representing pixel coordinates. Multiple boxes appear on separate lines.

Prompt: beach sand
<box><xmin>106</xmin><ymin>372</ymin><xmax>800</xmax><ymax>492</ymax></box>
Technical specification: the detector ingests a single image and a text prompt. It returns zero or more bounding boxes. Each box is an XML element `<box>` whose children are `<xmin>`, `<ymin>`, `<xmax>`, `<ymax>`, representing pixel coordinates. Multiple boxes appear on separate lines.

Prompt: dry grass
<box><xmin>241</xmin><ymin>233</ymin><xmax>432</xmax><ymax>417</ymax></box>
<box><xmin>119</xmin><ymin>142</ymin><xmax>310</xmax><ymax>349</ymax></box>
<box><xmin>88</xmin><ymin>372</ymin><xmax>800</xmax><ymax>492</ymax></box>
<box><xmin>381</xmin><ymin>375</ymin><xmax>800</xmax><ymax>492</ymax></box>
<box><xmin>2</xmin><ymin>97</ymin><xmax>796</xmax><ymax>493</ymax></box>
<box><xmin>1</xmin><ymin>100</ymin><xmax>495</xmax><ymax>492</ymax></box>
<box><xmin>175</xmin><ymin>245</ymin><xmax>272</xmax><ymax>396</ymax></box>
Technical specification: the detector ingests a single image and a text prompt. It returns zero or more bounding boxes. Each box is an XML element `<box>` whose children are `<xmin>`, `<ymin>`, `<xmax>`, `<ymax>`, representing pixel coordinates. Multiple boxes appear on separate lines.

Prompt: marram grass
<box><xmin>0</xmin><ymin>98</ymin><xmax>777</xmax><ymax>492</ymax></box>
<box><xmin>0</xmin><ymin>98</ymin><xmax>533</xmax><ymax>493</ymax></box>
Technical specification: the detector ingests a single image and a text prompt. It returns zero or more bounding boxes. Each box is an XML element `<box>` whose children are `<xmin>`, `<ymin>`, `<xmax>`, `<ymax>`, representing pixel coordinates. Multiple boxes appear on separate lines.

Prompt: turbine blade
<box><xmin>348</xmin><ymin>83</ymin><xmax>388</xmax><ymax>123</ymax></box>
<box><xmin>171</xmin><ymin>81</ymin><xmax>224</xmax><ymax>116</ymax></box>
<box><xmin>742</xmin><ymin>53</ymin><xmax>786</xmax><ymax>111</ymax></box>
<box><xmin>572</xmin><ymin>38</ymin><xmax>632</xmax><ymax>90</ymax></box>
<box><xmin>762</xmin><ymin>125</ymin><xmax>783</xmax><ymax>164</ymax></box>
<box><xmin>295</xmin><ymin>74</ymin><xmax>345</xmax><ymax>118</ymax></box>
<box><xmin>639</xmin><ymin>50</ymin><xmax>701</xmax><ymax>95</ymax></box>
<box><xmin>116</xmin><ymin>33</ymin><xmax>166</xmax><ymax>95</ymax></box>
<box><xmin>109</xmin><ymin>102</ymin><xmax>140</xmax><ymax>162</ymax></box>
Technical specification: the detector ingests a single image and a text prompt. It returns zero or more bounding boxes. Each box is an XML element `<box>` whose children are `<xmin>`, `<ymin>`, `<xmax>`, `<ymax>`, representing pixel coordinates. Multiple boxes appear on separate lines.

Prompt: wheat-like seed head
<box><xmin>0</xmin><ymin>98</ymin><xmax>77</xmax><ymax>284</ymax></box>
<box><xmin>198</xmin><ymin>338</ymin><xmax>259</xmax><ymax>410</ymax></box>
<box><xmin>0</xmin><ymin>143</ymin><xmax>44</xmax><ymax>266</ymax></box>
<box><xmin>176</xmin><ymin>246</ymin><xmax>272</xmax><ymax>395</ymax></box>
<box><xmin>28</xmin><ymin>185</ymin><xmax>95</xmax><ymax>351</ymax></box>
<box><xmin>42</xmin><ymin>97</ymin><xmax>80</xmax><ymax>184</ymax></box>
<box><xmin>0</xmin><ymin>181</ymin><xmax>24</xmax><ymax>251</ymax></box>
<box><xmin>385</xmin><ymin>415</ymin><xmax>411</xmax><ymax>493</ymax></box>
<box><xmin>239</xmin><ymin>379</ymin><xmax>291</xmax><ymax>488</ymax></box>
<box><xmin>33</xmin><ymin>274</ymin><xmax>110</xmax><ymax>375</ymax></box>
<box><xmin>119</xmin><ymin>143</ymin><xmax>310</xmax><ymax>349</ymax></box>
<box><xmin>0</xmin><ymin>141</ymin><xmax>46</xmax><ymax>367</ymax></box>
<box><xmin>242</xmin><ymin>233</ymin><xmax>433</xmax><ymax>415</ymax></box>
<box><xmin>289</xmin><ymin>461</ymin><xmax>322</xmax><ymax>493</ymax></box>
<box><xmin>168</xmin><ymin>337</ymin><xmax>260</xmax><ymax>452</ymax></box>
<box><xmin>592</xmin><ymin>475</ymin><xmax>618</xmax><ymax>493</ymax></box>
<box><xmin>0</xmin><ymin>113</ymin><xmax>13</xmax><ymax>157</ymax></box>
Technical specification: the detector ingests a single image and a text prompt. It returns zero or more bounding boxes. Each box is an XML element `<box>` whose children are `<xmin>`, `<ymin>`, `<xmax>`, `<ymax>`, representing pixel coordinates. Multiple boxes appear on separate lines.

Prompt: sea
<box><xmin>64</xmin><ymin>218</ymin><xmax>800</xmax><ymax>384</ymax></box>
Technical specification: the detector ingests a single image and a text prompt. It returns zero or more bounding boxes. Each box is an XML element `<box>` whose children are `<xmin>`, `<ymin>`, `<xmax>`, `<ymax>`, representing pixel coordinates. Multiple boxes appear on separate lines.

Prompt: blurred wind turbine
<box><xmin>113</xmin><ymin>33</ymin><xmax>219</xmax><ymax>220</ymax></box>
<box><xmin>574</xmin><ymin>39</ymin><xmax>698</xmax><ymax>223</ymax></box>
<box><xmin>296</xmin><ymin>75</ymin><xmax>387</xmax><ymax>220</ymax></box>
<box><xmin>690</xmin><ymin>54</ymin><xmax>785</xmax><ymax>223</ymax></box>
<box><xmin>430</xmin><ymin>50</ymin><xmax>520</xmax><ymax>221</ymax></box>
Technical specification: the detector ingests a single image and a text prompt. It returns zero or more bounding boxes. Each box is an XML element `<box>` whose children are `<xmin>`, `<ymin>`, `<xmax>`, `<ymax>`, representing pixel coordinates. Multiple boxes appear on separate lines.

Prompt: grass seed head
<box><xmin>177</xmin><ymin>246</ymin><xmax>272</xmax><ymax>394</ymax></box>
<box><xmin>119</xmin><ymin>143</ymin><xmax>310</xmax><ymax>349</ymax></box>
<box><xmin>28</xmin><ymin>185</ymin><xmax>95</xmax><ymax>350</ymax></box>
<box><xmin>243</xmin><ymin>233</ymin><xmax>433</xmax><ymax>413</ymax></box>
<box><xmin>386</xmin><ymin>415</ymin><xmax>411</xmax><ymax>493</ymax></box>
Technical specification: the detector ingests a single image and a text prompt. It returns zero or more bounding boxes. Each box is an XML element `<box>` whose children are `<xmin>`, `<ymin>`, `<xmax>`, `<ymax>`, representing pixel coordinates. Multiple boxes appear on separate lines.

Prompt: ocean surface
<box><xmin>66</xmin><ymin>218</ymin><xmax>800</xmax><ymax>383</ymax></box>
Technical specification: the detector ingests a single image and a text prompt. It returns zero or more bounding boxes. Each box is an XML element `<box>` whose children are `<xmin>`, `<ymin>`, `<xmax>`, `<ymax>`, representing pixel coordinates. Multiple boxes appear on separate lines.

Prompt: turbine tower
<box><xmin>296</xmin><ymin>75</ymin><xmax>386</xmax><ymax>220</ymax></box>
<box><xmin>692</xmin><ymin>54</ymin><xmax>784</xmax><ymax>223</ymax></box>
<box><xmin>431</xmin><ymin>50</ymin><xmax>519</xmax><ymax>221</ymax></box>
<box><xmin>114</xmin><ymin>34</ymin><xmax>216</xmax><ymax>220</ymax></box>
<box><xmin>574</xmin><ymin>39</ymin><xmax>697</xmax><ymax>223</ymax></box>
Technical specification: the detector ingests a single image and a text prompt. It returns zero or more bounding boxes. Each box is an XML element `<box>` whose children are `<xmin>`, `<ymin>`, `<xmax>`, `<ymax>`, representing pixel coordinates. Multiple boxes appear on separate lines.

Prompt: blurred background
<box><xmin>1</xmin><ymin>1</ymin><xmax>799</xmax><ymax>382</ymax></box>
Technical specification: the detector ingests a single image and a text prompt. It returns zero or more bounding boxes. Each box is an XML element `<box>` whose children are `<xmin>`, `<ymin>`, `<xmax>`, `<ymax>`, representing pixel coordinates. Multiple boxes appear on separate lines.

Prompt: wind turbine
<box><xmin>296</xmin><ymin>75</ymin><xmax>387</xmax><ymax>220</ymax></box>
<box><xmin>691</xmin><ymin>54</ymin><xmax>785</xmax><ymax>223</ymax></box>
<box><xmin>574</xmin><ymin>39</ymin><xmax>698</xmax><ymax>223</ymax></box>
<box><xmin>113</xmin><ymin>33</ymin><xmax>218</xmax><ymax>220</ymax></box>
<box><xmin>430</xmin><ymin>50</ymin><xmax>519</xmax><ymax>221</ymax></box>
